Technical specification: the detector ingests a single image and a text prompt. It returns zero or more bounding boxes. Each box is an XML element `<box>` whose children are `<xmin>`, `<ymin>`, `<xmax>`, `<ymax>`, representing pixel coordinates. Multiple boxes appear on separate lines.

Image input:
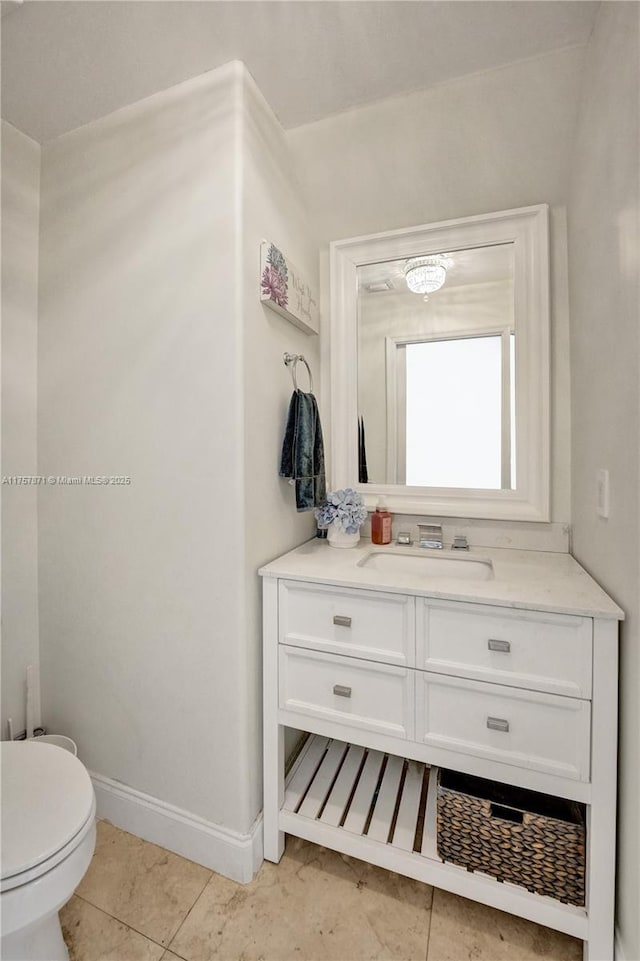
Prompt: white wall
<box><xmin>1</xmin><ymin>121</ymin><xmax>41</xmax><ymax>738</ymax></box>
<box><xmin>286</xmin><ymin>46</ymin><xmax>584</xmax><ymax>525</ymax></box>
<box><xmin>38</xmin><ymin>65</ymin><xmax>250</xmax><ymax>832</ymax></box>
<box><xmin>566</xmin><ymin>6</ymin><xmax>640</xmax><ymax>959</ymax></box>
<box><xmin>36</xmin><ymin>61</ymin><xmax>317</xmax><ymax>854</ymax></box>
<box><xmin>239</xmin><ymin>69</ymin><xmax>320</xmax><ymax>818</ymax></box>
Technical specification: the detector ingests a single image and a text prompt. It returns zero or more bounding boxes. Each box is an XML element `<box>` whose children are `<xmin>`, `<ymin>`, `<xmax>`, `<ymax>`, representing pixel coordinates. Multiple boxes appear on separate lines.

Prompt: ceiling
<box><xmin>1</xmin><ymin>1</ymin><xmax>599</xmax><ymax>144</ymax></box>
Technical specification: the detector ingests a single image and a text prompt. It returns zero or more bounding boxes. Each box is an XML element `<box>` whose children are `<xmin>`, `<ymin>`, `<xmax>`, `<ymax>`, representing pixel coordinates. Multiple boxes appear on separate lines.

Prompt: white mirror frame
<box><xmin>329</xmin><ymin>204</ymin><xmax>550</xmax><ymax>521</ymax></box>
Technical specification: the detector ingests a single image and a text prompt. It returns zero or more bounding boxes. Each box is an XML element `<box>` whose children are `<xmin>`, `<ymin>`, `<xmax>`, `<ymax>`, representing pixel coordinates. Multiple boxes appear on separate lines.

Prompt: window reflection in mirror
<box><xmin>357</xmin><ymin>243</ymin><xmax>515</xmax><ymax>490</ymax></box>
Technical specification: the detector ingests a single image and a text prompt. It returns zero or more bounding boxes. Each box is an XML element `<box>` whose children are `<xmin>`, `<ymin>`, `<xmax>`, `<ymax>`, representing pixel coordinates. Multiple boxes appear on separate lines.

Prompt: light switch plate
<box><xmin>596</xmin><ymin>469</ymin><xmax>610</xmax><ymax>518</ymax></box>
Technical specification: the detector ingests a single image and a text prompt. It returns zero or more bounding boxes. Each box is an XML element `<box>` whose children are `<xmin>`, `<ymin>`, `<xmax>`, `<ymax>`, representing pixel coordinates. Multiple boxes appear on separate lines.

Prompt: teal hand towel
<box><xmin>279</xmin><ymin>390</ymin><xmax>327</xmax><ymax>511</ymax></box>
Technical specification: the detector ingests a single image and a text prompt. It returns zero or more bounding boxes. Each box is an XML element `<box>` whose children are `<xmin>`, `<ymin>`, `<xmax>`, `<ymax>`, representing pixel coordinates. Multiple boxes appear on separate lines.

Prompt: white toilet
<box><xmin>1</xmin><ymin>741</ymin><xmax>96</xmax><ymax>961</ymax></box>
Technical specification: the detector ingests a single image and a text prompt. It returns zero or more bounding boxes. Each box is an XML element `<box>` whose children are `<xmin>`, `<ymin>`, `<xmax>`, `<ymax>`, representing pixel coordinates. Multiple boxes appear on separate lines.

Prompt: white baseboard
<box><xmin>90</xmin><ymin>771</ymin><xmax>263</xmax><ymax>884</ymax></box>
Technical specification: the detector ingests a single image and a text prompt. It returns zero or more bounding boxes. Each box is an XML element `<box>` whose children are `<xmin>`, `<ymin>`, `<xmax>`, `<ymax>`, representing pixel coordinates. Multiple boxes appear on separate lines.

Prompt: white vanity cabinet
<box><xmin>261</xmin><ymin>543</ymin><xmax>622</xmax><ymax>961</ymax></box>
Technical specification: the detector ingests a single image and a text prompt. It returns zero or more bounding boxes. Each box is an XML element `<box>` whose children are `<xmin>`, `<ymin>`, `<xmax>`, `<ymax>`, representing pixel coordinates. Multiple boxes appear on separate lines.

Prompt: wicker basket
<box><xmin>437</xmin><ymin>769</ymin><xmax>586</xmax><ymax>906</ymax></box>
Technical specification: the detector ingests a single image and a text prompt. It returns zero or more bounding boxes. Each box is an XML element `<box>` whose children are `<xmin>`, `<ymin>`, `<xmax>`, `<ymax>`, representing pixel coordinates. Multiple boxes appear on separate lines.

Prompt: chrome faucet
<box><xmin>417</xmin><ymin>523</ymin><xmax>443</xmax><ymax>549</ymax></box>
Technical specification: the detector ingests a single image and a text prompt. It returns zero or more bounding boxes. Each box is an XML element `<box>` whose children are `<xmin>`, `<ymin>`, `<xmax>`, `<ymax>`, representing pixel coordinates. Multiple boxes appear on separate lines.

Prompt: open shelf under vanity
<box><xmin>280</xmin><ymin>733</ymin><xmax>587</xmax><ymax>942</ymax></box>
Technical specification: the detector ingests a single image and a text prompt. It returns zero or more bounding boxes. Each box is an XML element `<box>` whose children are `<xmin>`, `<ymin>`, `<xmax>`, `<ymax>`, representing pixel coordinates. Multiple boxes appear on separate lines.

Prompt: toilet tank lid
<box><xmin>1</xmin><ymin>741</ymin><xmax>95</xmax><ymax>880</ymax></box>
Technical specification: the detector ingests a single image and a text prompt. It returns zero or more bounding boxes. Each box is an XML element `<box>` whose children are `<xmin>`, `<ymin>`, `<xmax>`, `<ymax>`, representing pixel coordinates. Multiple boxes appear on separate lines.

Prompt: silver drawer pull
<box><xmin>333</xmin><ymin>615</ymin><xmax>352</xmax><ymax>628</ymax></box>
<box><xmin>333</xmin><ymin>684</ymin><xmax>352</xmax><ymax>698</ymax></box>
<box><xmin>488</xmin><ymin>638</ymin><xmax>511</xmax><ymax>653</ymax></box>
<box><xmin>487</xmin><ymin>716</ymin><xmax>510</xmax><ymax>733</ymax></box>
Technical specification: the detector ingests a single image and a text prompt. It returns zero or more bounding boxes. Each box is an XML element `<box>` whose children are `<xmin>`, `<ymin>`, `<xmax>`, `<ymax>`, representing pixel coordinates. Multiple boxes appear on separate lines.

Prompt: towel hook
<box><xmin>283</xmin><ymin>352</ymin><xmax>313</xmax><ymax>393</ymax></box>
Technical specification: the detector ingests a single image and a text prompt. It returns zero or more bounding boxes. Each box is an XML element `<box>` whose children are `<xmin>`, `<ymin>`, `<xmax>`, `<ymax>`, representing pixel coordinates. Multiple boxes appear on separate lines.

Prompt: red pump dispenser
<box><xmin>371</xmin><ymin>497</ymin><xmax>392</xmax><ymax>545</ymax></box>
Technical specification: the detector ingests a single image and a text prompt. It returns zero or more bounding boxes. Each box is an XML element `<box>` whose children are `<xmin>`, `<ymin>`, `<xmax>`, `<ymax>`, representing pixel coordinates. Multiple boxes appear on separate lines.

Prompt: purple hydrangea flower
<box><xmin>261</xmin><ymin>264</ymin><xmax>288</xmax><ymax>308</ymax></box>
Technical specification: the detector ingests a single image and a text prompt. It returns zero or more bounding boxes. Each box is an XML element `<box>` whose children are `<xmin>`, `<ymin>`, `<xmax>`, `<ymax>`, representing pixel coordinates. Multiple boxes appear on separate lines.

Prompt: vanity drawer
<box><xmin>416</xmin><ymin>673</ymin><xmax>590</xmax><ymax>781</ymax></box>
<box><xmin>417</xmin><ymin>600</ymin><xmax>592</xmax><ymax>697</ymax></box>
<box><xmin>279</xmin><ymin>580</ymin><xmax>414</xmax><ymax>666</ymax></box>
<box><xmin>279</xmin><ymin>645</ymin><xmax>414</xmax><ymax>740</ymax></box>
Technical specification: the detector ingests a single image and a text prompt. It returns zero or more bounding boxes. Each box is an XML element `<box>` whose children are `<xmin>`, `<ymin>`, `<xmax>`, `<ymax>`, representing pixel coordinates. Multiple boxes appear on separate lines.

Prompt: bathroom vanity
<box><xmin>261</xmin><ymin>540</ymin><xmax>622</xmax><ymax>961</ymax></box>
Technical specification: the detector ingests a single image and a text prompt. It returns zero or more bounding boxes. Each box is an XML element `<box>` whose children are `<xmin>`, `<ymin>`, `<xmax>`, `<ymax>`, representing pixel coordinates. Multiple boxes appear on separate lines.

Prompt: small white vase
<box><xmin>327</xmin><ymin>523</ymin><xmax>360</xmax><ymax>549</ymax></box>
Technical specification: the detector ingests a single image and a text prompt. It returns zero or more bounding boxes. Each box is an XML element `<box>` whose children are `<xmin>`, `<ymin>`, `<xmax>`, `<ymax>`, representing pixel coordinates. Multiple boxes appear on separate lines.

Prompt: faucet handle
<box><xmin>452</xmin><ymin>534</ymin><xmax>470</xmax><ymax>551</ymax></box>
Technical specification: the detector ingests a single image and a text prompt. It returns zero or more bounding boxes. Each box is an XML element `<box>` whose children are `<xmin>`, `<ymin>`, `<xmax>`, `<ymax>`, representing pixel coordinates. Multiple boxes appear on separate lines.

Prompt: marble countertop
<box><xmin>259</xmin><ymin>538</ymin><xmax>624</xmax><ymax>620</ymax></box>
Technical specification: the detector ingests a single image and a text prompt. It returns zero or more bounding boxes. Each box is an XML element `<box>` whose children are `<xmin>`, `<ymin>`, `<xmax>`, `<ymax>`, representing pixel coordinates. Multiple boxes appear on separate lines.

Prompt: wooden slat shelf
<box><xmin>284</xmin><ymin>734</ymin><xmax>437</xmax><ymax>857</ymax></box>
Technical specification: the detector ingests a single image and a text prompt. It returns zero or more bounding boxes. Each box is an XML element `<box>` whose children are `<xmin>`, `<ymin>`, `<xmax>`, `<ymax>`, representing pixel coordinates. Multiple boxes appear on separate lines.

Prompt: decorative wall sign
<box><xmin>260</xmin><ymin>241</ymin><xmax>319</xmax><ymax>335</ymax></box>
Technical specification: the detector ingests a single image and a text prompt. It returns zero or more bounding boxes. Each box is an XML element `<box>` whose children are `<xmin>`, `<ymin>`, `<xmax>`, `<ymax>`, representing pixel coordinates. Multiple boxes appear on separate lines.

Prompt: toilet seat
<box><xmin>1</xmin><ymin>742</ymin><xmax>95</xmax><ymax>891</ymax></box>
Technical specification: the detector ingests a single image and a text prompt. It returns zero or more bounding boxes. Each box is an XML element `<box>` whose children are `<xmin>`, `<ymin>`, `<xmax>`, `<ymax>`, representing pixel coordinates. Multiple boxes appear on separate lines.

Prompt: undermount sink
<box><xmin>357</xmin><ymin>549</ymin><xmax>494</xmax><ymax>581</ymax></box>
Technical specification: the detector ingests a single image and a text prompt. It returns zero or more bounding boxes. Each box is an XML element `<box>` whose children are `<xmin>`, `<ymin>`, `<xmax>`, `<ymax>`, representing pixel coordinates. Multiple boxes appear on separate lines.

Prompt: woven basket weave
<box><xmin>437</xmin><ymin>769</ymin><xmax>585</xmax><ymax>906</ymax></box>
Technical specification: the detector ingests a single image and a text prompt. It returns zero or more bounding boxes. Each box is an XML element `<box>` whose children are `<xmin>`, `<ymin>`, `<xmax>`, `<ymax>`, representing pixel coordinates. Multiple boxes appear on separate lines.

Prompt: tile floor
<box><xmin>61</xmin><ymin>820</ymin><xmax>583</xmax><ymax>961</ymax></box>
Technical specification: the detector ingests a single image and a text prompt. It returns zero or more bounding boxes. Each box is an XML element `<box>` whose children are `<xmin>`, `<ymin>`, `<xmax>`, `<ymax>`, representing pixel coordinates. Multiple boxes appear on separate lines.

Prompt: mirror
<box><xmin>357</xmin><ymin>243</ymin><xmax>515</xmax><ymax>489</ymax></box>
<box><xmin>330</xmin><ymin>205</ymin><xmax>549</xmax><ymax>521</ymax></box>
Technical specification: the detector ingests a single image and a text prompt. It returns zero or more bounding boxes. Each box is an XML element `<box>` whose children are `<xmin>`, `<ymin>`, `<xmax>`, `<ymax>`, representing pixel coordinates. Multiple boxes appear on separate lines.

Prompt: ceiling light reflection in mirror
<box><xmin>356</xmin><ymin>243</ymin><xmax>515</xmax><ymax>490</ymax></box>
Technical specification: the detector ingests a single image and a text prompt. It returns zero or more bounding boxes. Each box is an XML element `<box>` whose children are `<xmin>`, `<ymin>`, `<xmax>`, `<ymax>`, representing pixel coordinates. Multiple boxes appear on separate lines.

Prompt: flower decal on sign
<box><xmin>259</xmin><ymin>241</ymin><xmax>318</xmax><ymax>335</ymax></box>
<box><xmin>261</xmin><ymin>243</ymin><xmax>289</xmax><ymax>309</ymax></box>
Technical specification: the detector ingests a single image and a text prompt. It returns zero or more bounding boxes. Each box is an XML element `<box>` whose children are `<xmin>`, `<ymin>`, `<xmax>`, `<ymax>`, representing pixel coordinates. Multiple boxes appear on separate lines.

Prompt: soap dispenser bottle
<box><xmin>371</xmin><ymin>497</ymin><xmax>392</xmax><ymax>545</ymax></box>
